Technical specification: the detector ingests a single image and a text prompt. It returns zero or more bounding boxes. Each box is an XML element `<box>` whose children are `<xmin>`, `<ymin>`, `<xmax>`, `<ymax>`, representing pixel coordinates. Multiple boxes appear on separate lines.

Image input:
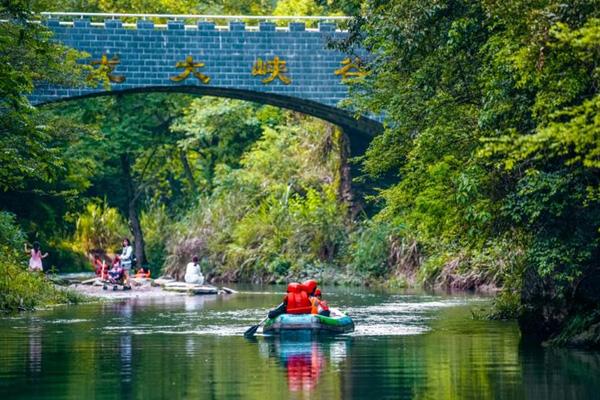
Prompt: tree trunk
<box><xmin>337</xmin><ymin>127</ymin><xmax>362</xmax><ymax>220</ymax></box>
<box><xmin>179</xmin><ymin>149</ymin><xmax>197</xmax><ymax>195</ymax></box>
<box><xmin>120</xmin><ymin>153</ymin><xmax>146</xmax><ymax>268</ymax></box>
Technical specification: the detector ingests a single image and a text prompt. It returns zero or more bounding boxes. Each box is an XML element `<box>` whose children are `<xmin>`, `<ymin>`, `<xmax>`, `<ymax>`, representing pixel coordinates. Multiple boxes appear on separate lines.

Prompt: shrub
<box><xmin>74</xmin><ymin>200</ymin><xmax>128</xmax><ymax>255</ymax></box>
<box><xmin>0</xmin><ymin>211</ymin><xmax>81</xmax><ymax>312</ymax></box>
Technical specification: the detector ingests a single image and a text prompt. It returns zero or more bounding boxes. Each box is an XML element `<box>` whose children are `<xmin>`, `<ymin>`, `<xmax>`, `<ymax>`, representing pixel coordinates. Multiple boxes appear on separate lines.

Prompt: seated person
<box><xmin>184</xmin><ymin>256</ymin><xmax>204</xmax><ymax>284</ymax></box>
<box><xmin>135</xmin><ymin>265</ymin><xmax>151</xmax><ymax>278</ymax></box>
<box><xmin>310</xmin><ymin>289</ymin><xmax>330</xmax><ymax>317</ymax></box>
<box><xmin>93</xmin><ymin>255</ymin><xmax>108</xmax><ymax>279</ymax></box>
<box><xmin>302</xmin><ymin>279</ymin><xmax>318</xmax><ymax>297</ymax></box>
<box><xmin>107</xmin><ymin>256</ymin><xmax>125</xmax><ymax>285</ymax></box>
<box><xmin>268</xmin><ymin>281</ymin><xmax>317</xmax><ymax>319</ymax></box>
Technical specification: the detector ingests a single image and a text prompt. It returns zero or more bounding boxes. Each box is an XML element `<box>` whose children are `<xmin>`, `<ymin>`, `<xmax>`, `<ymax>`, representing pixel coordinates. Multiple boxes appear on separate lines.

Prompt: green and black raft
<box><xmin>262</xmin><ymin>311</ymin><xmax>355</xmax><ymax>335</ymax></box>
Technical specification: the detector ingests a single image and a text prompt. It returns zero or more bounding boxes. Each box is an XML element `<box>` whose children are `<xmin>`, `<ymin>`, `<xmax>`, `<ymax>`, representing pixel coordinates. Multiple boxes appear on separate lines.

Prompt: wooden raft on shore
<box><xmin>161</xmin><ymin>281</ymin><xmax>219</xmax><ymax>295</ymax></box>
<box><xmin>153</xmin><ymin>278</ymin><xmax>237</xmax><ymax>295</ymax></box>
<box><xmin>75</xmin><ymin>276</ymin><xmax>237</xmax><ymax>296</ymax></box>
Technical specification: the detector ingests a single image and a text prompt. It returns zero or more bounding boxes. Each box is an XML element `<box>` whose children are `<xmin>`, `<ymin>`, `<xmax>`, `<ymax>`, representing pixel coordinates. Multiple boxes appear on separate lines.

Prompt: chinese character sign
<box><xmin>252</xmin><ymin>56</ymin><xmax>291</xmax><ymax>85</ymax></box>
<box><xmin>334</xmin><ymin>57</ymin><xmax>366</xmax><ymax>80</ymax></box>
<box><xmin>171</xmin><ymin>56</ymin><xmax>210</xmax><ymax>84</ymax></box>
<box><xmin>88</xmin><ymin>54</ymin><xmax>125</xmax><ymax>86</ymax></box>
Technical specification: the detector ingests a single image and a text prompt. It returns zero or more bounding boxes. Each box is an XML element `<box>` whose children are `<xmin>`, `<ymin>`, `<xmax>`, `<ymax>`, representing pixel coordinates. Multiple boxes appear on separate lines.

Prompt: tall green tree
<box><xmin>56</xmin><ymin>93</ymin><xmax>190</xmax><ymax>267</ymax></box>
<box><xmin>171</xmin><ymin>97</ymin><xmax>263</xmax><ymax>193</ymax></box>
<box><xmin>0</xmin><ymin>1</ymin><xmax>90</xmax><ymax>190</ymax></box>
<box><xmin>346</xmin><ymin>0</ymin><xmax>600</xmax><ymax>343</ymax></box>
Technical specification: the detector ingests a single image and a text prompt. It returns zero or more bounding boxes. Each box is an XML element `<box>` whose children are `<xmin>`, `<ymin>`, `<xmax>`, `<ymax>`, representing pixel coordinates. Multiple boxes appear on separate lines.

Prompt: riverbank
<box><xmin>207</xmin><ymin>265</ymin><xmax>502</xmax><ymax>295</ymax></box>
<box><xmin>67</xmin><ymin>282</ymin><xmax>182</xmax><ymax>300</ymax></box>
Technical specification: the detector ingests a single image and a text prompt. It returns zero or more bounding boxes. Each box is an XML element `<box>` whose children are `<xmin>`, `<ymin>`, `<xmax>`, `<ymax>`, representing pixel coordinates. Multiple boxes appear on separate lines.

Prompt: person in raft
<box><xmin>119</xmin><ymin>238</ymin><xmax>133</xmax><ymax>289</ymax></box>
<box><xmin>25</xmin><ymin>241</ymin><xmax>48</xmax><ymax>272</ymax></box>
<box><xmin>184</xmin><ymin>256</ymin><xmax>204</xmax><ymax>284</ymax></box>
<box><xmin>268</xmin><ymin>280</ymin><xmax>319</xmax><ymax>319</ymax></box>
<box><xmin>310</xmin><ymin>289</ymin><xmax>330</xmax><ymax>317</ymax></box>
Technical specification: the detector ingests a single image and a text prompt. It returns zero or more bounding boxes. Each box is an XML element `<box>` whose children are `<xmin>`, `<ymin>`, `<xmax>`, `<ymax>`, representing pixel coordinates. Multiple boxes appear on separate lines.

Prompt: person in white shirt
<box><xmin>120</xmin><ymin>238</ymin><xmax>133</xmax><ymax>289</ymax></box>
<box><xmin>185</xmin><ymin>256</ymin><xmax>204</xmax><ymax>284</ymax></box>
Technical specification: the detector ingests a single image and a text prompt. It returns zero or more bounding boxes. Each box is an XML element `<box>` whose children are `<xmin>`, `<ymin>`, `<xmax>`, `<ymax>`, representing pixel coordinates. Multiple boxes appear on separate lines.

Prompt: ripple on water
<box><xmin>45</xmin><ymin>319</ymin><xmax>91</xmax><ymax>324</ymax></box>
<box><xmin>91</xmin><ymin>297</ymin><xmax>472</xmax><ymax>338</ymax></box>
<box><xmin>345</xmin><ymin>298</ymin><xmax>470</xmax><ymax>337</ymax></box>
<box><xmin>128</xmin><ymin>326</ymin><xmax>247</xmax><ymax>336</ymax></box>
<box><xmin>352</xmin><ymin>324</ymin><xmax>430</xmax><ymax>336</ymax></box>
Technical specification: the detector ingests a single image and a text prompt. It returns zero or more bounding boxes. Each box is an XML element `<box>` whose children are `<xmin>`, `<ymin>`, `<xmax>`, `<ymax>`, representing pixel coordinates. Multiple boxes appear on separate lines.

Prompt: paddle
<box><xmin>244</xmin><ymin>316</ymin><xmax>268</xmax><ymax>338</ymax></box>
<box><xmin>244</xmin><ymin>302</ymin><xmax>285</xmax><ymax>337</ymax></box>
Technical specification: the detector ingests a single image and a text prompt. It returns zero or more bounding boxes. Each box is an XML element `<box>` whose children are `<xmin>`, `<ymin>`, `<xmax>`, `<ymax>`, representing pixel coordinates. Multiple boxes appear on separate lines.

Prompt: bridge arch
<box><xmin>31</xmin><ymin>13</ymin><xmax>381</xmax><ymax>155</ymax></box>
<box><xmin>38</xmin><ymin>85</ymin><xmax>380</xmax><ymax>155</ymax></box>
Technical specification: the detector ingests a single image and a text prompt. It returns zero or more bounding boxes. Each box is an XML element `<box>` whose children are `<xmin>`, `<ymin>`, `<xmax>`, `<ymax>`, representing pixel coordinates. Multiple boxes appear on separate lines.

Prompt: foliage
<box><xmin>0</xmin><ymin>1</ymin><xmax>100</xmax><ymax>306</ymax></box>
<box><xmin>140</xmin><ymin>203</ymin><xmax>171</xmax><ymax>273</ymax></box>
<box><xmin>73</xmin><ymin>200</ymin><xmax>128</xmax><ymax>254</ymax></box>
<box><xmin>345</xmin><ymin>221</ymin><xmax>397</xmax><ymax>277</ymax></box>
<box><xmin>165</xmin><ymin>112</ymin><xmax>347</xmax><ymax>281</ymax></box>
<box><xmin>171</xmin><ymin>98</ymin><xmax>262</xmax><ymax>193</ymax></box>
<box><xmin>0</xmin><ymin>211</ymin><xmax>81</xmax><ymax>312</ymax></box>
<box><xmin>343</xmin><ymin>0</ymin><xmax>599</xmax><ymax>338</ymax></box>
<box><xmin>39</xmin><ymin>0</ymin><xmax>278</xmax><ymax>16</ymax></box>
<box><xmin>274</xmin><ymin>0</ymin><xmax>324</xmax><ymax>17</ymax></box>
<box><xmin>0</xmin><ymin>2</ymin><xmax>94</xmax><ymax>190</ymax></box>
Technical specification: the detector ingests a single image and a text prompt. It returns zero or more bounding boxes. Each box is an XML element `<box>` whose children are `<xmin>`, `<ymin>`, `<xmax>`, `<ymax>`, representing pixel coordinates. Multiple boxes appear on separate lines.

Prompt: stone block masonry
<box><xmin>31</xmin><ymin>19</ymin><xmax>353</xmax><ymax>110</ymax></box>
<box><xmin>30</xmin><ymin>17</ymin><xmax>381</xmax><ymax>152</ymax></box>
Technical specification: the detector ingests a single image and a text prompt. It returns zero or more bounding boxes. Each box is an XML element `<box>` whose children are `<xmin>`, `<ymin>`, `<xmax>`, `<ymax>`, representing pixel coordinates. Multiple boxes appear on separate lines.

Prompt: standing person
<box><xmin>184</xmin><ymin>256</ymin><xmax>204</xmax><ymax>284</ymax></box>
<box><xmin>120</xmin><ymin>238</ymin><xmax>133</xmax><ymax>290</ymax></box>
<box><xmin>25</xmin><ymin>241</ymin><xmax>48</xmax><ymax>272</ymax></box>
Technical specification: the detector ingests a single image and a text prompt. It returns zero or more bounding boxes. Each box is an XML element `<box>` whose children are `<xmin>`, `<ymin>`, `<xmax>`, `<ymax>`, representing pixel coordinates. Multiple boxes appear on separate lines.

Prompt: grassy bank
<box><xmin>0</xmin><ymin>212</ymin><xmax>84</xmax><ymax>313</ymax></box>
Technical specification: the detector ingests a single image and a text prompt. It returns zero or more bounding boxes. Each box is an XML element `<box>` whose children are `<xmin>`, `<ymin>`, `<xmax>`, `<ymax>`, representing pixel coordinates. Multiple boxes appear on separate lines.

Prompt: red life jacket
<box><xmin>286</xmin><ymin>282</ymin><xmax>312</xmax><ymax>314</ymax></box>
<box><xmin>302</xmin><ymin>280</ymin><xmax>318</xmax><ymax>296</ymax></box>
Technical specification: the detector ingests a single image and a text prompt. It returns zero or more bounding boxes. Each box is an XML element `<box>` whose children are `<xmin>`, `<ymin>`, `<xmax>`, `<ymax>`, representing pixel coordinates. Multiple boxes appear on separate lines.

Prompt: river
<box><xmin>0</xmin><ymin>285</ymin><xmax>598</xmax><ymax>399</ymax></box>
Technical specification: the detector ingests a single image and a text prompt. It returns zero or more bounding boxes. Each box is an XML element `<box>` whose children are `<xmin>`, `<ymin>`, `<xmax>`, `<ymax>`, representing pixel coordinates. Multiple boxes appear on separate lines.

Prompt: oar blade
<box><xmin>244</xmin><ymin>324</ymin><xmax>260</xmax><ymax>338</ymax></box>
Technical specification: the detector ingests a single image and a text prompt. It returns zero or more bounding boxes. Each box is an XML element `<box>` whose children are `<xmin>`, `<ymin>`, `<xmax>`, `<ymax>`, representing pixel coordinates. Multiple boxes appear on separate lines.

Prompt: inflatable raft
<box><xmin>263</xmin><ymin>312</ymin><xmax>354</xmax><ymax>335</ymax></box>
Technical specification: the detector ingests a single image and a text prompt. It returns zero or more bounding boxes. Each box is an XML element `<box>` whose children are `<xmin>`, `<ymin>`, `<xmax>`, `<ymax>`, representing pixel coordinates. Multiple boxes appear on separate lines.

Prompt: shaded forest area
<box><xmin>1</xmin><ymin>0</ymin><xmax>599</xmax><ymax>346</ymax></box>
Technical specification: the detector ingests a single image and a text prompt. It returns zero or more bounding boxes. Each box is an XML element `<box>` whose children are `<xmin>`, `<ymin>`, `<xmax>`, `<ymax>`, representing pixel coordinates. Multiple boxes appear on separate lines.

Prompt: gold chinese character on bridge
<box><xmin>252</xmin><ymin>56</ymin><xmax>291</xmax><ymax>85</ymax></box>
<box><xmin>88</xmin><ymin>54</ymin><xmax>125</xmax><ymax>86</ymax></box>
<box><xmin>170</xmin><ymin>56</ymin><xmax>210</xmax><ymax>84</ymax></box>
<box><xmin>334</xmin><ymin>57</ymin><xmax>366</xmax><ymax>80</ymax></box>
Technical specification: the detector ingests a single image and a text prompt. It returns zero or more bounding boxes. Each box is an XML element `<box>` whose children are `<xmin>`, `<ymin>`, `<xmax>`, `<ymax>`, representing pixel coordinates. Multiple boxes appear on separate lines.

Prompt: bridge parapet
<box><xmin>39</xmin><ymin>12</ymin><xmax>350</xmax><ymax>32</ymax></box>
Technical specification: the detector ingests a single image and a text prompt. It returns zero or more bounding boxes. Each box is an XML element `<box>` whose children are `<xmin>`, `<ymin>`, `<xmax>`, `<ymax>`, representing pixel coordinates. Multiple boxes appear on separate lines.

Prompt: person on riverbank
<box><xmin>93</xmin><ymin>254</ymin><xmax>109</xmax><ymax>280</ymax></box>
<box><xmin>134</xmin><ymin>265</ymin><xmax>151</xmax><ymax>278</ymax></box>
<box><xmin>184</xmin><ymin>256</ymin><xmax>204</xmax><ymax>284</ymax></box>
<box><xmin>120</xmin><ymin>238</ymin><xmax>133</xmax><ymax>289</ymax></box>
<box><xmin>25</xmin><ymin>241</ymin><xmax>48</xmax><ymax>272</ymax></box>
<box><xmin>105</xmin><ymin>256</ymin><xmax>125</xmax><ymax>289</ymax></box>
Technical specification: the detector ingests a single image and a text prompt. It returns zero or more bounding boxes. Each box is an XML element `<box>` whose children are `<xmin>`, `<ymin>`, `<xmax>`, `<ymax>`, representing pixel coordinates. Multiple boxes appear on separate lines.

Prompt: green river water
<box><xmin>0</xmin><ymin>285</ymin><xmax>599</xmax><ymax>399</ymax></box>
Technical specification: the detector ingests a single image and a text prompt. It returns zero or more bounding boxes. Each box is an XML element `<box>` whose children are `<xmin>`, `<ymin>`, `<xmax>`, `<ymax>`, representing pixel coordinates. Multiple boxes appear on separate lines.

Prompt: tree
<box><xmin>170</xmin><ymin>98</ymin><xmax>263</xmax><ymax>193</ymax></box>
<box><xmin>56</xmin><ymin>93</ymin><xmax>190</xmax><ymax>267</ymax></box>
<box><xmin>344</xmin><ymin>0</ymin><xmax>600</xmax><ymax>343</ymax></box>
<box><xmin>0</xmin><ymin>1</ymin><xmax>91</xmax><ymax>190</ymax></box>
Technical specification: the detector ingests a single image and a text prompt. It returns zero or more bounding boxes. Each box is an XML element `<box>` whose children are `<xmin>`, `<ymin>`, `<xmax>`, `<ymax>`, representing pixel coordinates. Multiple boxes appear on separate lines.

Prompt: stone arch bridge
<box><xmin>31</xmin><ymin>13</ymin><xmax>380</xmax><ymax>155</ymax></box>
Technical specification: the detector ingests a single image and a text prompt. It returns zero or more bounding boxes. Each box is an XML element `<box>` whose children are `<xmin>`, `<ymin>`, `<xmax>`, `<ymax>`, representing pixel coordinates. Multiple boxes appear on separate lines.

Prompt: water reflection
<box><xmin>3</xmin><ymin>290</ymin><xmax>600</xmax><ymax>400</ymax></box>
<box><xmin>518</xmin><ymin>341</ymin><xmax>600</xmax><ymax>400</ymax></box>
<box><xmin>27</xmin><ymin>323</ymin><xmax>42</xmax><ymax>375</ymax></box>
<box><xmin>184</xmin><ymin>295</ymin><xmax>217</xmax><ymax>312</ymax></box>
<box><xmin>113</xmin><ymin>301</ymin><xmax>134</xmax><ymax>398</ymax></box>
<box><xmin>260</xmin><ymin>333</ymin><xmax>350</xmax><ymax>393</ymax></box>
